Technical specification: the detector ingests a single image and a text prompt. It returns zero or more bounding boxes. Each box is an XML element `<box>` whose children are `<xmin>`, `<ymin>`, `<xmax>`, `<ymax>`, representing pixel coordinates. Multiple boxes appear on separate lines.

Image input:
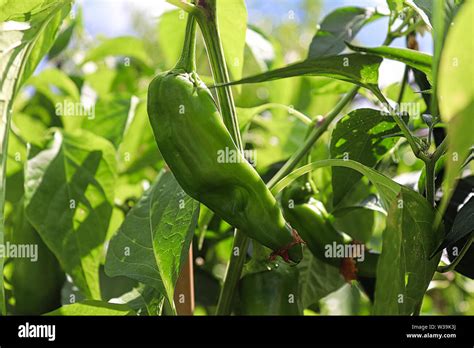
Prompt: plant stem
<box><xmin>193</xmin><ymin>0</ymin><xmax>247</xmax><ymax>315</ymax></box>
<box><xmin>215</xmin><ymin>230</ymin><xmax>249</xmax><ymax>314</ymax></box>
<box><xmin>175</xmin><ymin>15</ymin><xmax>197</xmax><ymax>72</ymax></box>
<box><xmin>437</xmin><ymin>233</ymin><xmax>474</xmax><ymax>273</ymax></box>
<box><xmin>267</xmin><ymin>86</ymin><xmax>359</xmax><ymax>188</ymax></box>
<box><xmin>166</xmin><ymin>0</ymin><xmax>197</xmax><ymax>14</ymax></box>
<box><xmin>372</xmin><ymin>89</ymin><xmax>429</xmax><ymax>162</ymax></box>
<box><xmin>397</xmin><ymin>66</ymin><xmax>409</xmax><ymax>105</ymax></box>
<box><xmin>425</xmin><ymin>159</ymin><xmax>436</xmax><ymax>206</ymax></box>
<box><xmin>195</xmin><ymin>4</ymin><xmax>243</xmax><ymax>150</ymax></box>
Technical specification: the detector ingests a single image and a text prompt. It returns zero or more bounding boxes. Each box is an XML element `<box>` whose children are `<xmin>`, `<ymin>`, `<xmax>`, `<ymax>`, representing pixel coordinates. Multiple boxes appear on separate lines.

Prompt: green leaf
<box><xmin>24</xmin><ymin>130</ymin><xmax>117</xmax><ymax>299</ymax></box>
<box><xmin>434</xmin><ymin>198</ymin><xmax>474</xmax><ymax>255</ymax></box>
<box><xmin>272</xmin><ymin>159</ymin><xmax>401</xmax><ymax>212</ymax></box>
<box><xmin>387</xmin><ymin>0</ymin><xmax>404</xmax><ymax>12</ymax></box>
<box><xmin>298</xmin><ymin>247</ymin><xmax>345</xmax><ymax>308</ymax></box>
<box><xmin>308</xmin><ymin>7</ymin><xmax>384</xmax><ymax>58</ymax></box>
<box><xmin>330</xmin><ymin>108</ymin><xmax>401</xmax><ymax>206</ymax></box>
<box><xmin>10</xmin><ymin>200</ymin><xmax>65</xmax><ymax>315</ymax></box>
<box><xmin>219</xmin><ymin>53</ymin><xmax>383</xmax><ymax>93</ymax></box>
<box><xmin>332</xmin><ymin>197</ymin><xmax>386</xmax><ymax>243</ymax></box>
<box><xmin>217</xmin><ymin>0</ymin><xmax>247</xmax><ymax>81</ymax></box>
<box><xmin>109</xmin><ymin>284</ymin><xmax>164</xmax><ymax>316</ymax></box>
<box><xmin>45</xmin><ymin>300</ymin><xmax>135</xmax><ymax>315</ymax></box>
<box><xmin>48</xmin><ymin>7</ymin><xmax>80</xmax><ymax>60</ymax></box>
<box><xmin>83</xmin><ymin>36</ymin><xmax>153</xmax><ymax>68</ymax></box>
<box><xmin>438</xmin><ymin>0</ymin><xmax>474</xmax><ymax>212</ymax></box>
<box><xmin>157</xmin><ymin>10</ymin><xmax>188</xmax><ymax>69</ymax></box>
<box><xmin>26</xmin><ymin>67</ymin><xmax>80</xmax><ymax>102</ymax></box>
<box><xmin>373</xmin><ymin>188</ymin><xmax>443</xmax><ymax>315</ymax></box>
<box><xmin>105</xmin><ymin>170</ymin><xmax>199</xmax><ymax>312</ymax></box>
<box><xmin>346</xmin><ymin>43</ymin><xmax>433</xmax><ymax>83</ymax></box>
<box><xmin>83</xmin><ymin>95</ymin><xmax>139</xmax><ymax>148</ymax></box>
<box><xmin>0</xmin><ymin>0</ymin><xmax>71</xmax><ymax>316</ymax></box>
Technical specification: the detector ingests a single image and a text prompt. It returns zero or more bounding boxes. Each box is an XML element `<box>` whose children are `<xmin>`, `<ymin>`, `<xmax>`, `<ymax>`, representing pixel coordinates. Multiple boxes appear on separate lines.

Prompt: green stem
<box><xmin>196</xmin><ymin>4</ymin><xmax>243</xmax><ymax>150</ymax></box>
<box><xmin>425</xmin><ymin>159</ymin><xmax>436</xmax><ymax>206</ymax></box>
<box><xmin>372</xmin><ymin>89</ymin><xmax>429</xmax><ymax>162</ymax></box>
<box><xmin>193</xmin><ymin>0</ymin><xmax>246</xmax><ymax>315</ymax></box>
<box><xmin>437</xmin><ymin>233</ymin><xmax>474</xmax><ymax>273</ymax></box>
<box><xmin>397</xmin><ymin>66</ymin><xmax>409</xmax><ymax>105</ymax></box>
<box><xmin>175</xmin><ymin>15</ymin><xmax>197</xmax><ymax>72</ymax></box>
<box><xmin>267</xmin><ymin>86</ymin><xmax>359</xmax><ymax>188</ymax></box>
<box><xmin>216</xmin><ymin>86</ymin><xmax>358</xmax><ymax>315</ymax></box>
<box><xmin>215</xmin><ymin>231</ymin><xmax>249</xmax><ymax>314</ymax></box>
<box><xmin>166</xmin><ymin>0</ymin><xmax>197</xmax><ymax>13</ymax></box>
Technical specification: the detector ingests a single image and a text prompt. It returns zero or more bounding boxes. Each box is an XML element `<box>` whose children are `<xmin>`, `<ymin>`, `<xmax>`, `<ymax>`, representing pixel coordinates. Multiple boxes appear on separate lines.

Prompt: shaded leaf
<box><xmin>438</xmin><ymin>0</ymin><xmax>474</xmax><ymax>213</ymax></box>
<box><xmin>0</xmin><ymin>0</ymin><xmax>71</xmax><ymax>315</ymax></box>
<box><xmin>434</xmin><ymin>198</ymin><xmax>474</xmax><ymax>254</ymax></box>
<box><xmin>24</xmin><ymin>130</ymin><xmax>117</xmax><ymax>299</ymax></box>
<box><xmin>309</xmin><ymin>6</ymin><xmax>384</xmax><ymax>58</ymax></box>
<box><xmin>45</xmin><ymin>299</ymin><xmax>135</xmax><ymax>315</ymax></box>
<box><xmin>330</xmin><ymin>108</ymin><xmax>401</xmax><ymax>205</ymax></box>
<box><xmin>346</xmin><ymin>43</ymin><xmax>433</xmax><ymax>83</ymax></box>
<box><xmin>298</xmin><ymin>247</ymin><xmax>345</xmax><ymax>308</ymax></box>
<box><xmin>218</xmin><ymin>53</ymin><xmax>383</xmax><ymax>93</ymax></box>
<box><xmin>83</xmin><ymin>95</ymin><xmax>139</xmax><ymax>148</ymax></box>
<box><xmin>105</xmin><ymin>170</ymin><xmax>199</xmax><ymax>311</ymax></box>
<box><xmin>373</xmin><ymin>188</ymin><xmax>443</xmax><ymax>315</ymax></box>
<box><xmin>109</xmin><ymin>284</ymin><xmax>164</xmax><ymax>316</ymax></box>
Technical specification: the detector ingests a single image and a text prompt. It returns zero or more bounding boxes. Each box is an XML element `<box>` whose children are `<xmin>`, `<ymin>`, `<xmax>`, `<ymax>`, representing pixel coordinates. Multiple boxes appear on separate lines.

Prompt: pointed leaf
<box><xmin>373</xmin><ymin>188</ymin><xmax>443</xmax><ymax>315</ymax></box>
<box><xmin>330</xmin><ymin>108</ymin><xmax>401</xmax><ymax>205</ymax></box>
<box><xmin>309</xmin><ymin>6</ymin><xmax>384</xmax><ymax>58</ymax></box>
<box><xmin>24</xmin><ymin>130</ymin><xmax>117</xmax><ymax>299</ymax></box>
<box><xmin>438</xmin><ymin>0</ymin><xmax>474</xmax><ymax>213</ymax></box>
<box><xmin>45</xmin><ymin>300</ymin><xmax>135</xmax><ymax>316</ymax></box>
<box><xmin>347</xmin><ymin>43</ymin><xmax>433</xmax><ymax>83</ymax></box>
<box><xmin>105</xmin><ymin>170</ymin><xmax>199</xmax><ymax>309</ymax></box>
<box><xmin>218</xmin><ymin>53</ymin><xmax>383</xmax><ymax>93</ymax></box>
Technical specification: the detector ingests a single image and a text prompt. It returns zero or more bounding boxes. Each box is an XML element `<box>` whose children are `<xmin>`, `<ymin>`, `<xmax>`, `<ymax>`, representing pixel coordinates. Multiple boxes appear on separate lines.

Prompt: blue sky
<box><xmin>76</xmin><ymin>0</ymin><xmax>432</xmax><ymax>87</ymax></box>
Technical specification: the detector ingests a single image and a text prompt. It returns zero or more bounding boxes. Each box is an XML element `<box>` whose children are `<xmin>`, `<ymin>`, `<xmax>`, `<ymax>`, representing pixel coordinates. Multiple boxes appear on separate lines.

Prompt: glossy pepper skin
<box><xmin>281</xmin><ymin>181</ymin><xmax>379</xmax><ymax>283</ymax></box>
<box><xmin>238</xmin><ymin>262</ymin><xmax>302</xmax><ymax>315</ymax></box>
<box><xmin>147</xmin><ymin>71</ymin><xmax>303</xmax><ymax>263</ymax></box>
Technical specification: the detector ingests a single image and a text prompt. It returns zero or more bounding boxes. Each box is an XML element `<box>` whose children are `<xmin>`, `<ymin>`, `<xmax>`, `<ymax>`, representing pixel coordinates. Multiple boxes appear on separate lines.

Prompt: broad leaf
<box><xmin>45</xmin><ymin>300</ymin><xmax>135</xmax><ymax>315</ymax></box>
<box><xmin>105</xmin><ymin>170</ymin><xmax>199</xmax><ymax>311</ymax></box>
<box><xmin>330</xmin><ymin>108</ymin><xmax>401</xmax><ymax>206</ymax></box>
<box><xmin>217</xmin><ymin>0</ymin><xmax>247</xmax><ymax>81</ymax></box>
<box><xmin>309</xmin><ymin>7</ymin><xmax>384</xmax><ymax>58</ymax></box>
<box><xmin>24</xmin><ymin>130</ymin><xmax>117</xmax><ymax>299</ymax></box>
<box><xmin>298</xmin><ymin>247</ymin><xmax>345</xmax><ymax>308</ymax></box>
<box><xmin>157</xmin><ymin>10</ymin><xmax>188</xmax><ymax>69</ymax></box>
<box><xmin>434</xmin><ymin>198</ymin><xmax>474</xmax><ymax>254</ymax></box>
<box><xmin>347</xmin><ymin>43</ymin><xmax>433</xmax><ymax>83</ymax></box>
<box><xmin>109</xmin><ymin>284</ymin><xmax>164</xmax><ymax>316</ymax></box>
<box><xmin>438</xmin><ymin>0</ymin><xmax>474</xmax><ymax>213</ymax></box>
<box><xmin>83</xmin><ymin>95</ymin><xmax>139</xmax><ymax>148</ymax></box>
<box><xmin>272</xmin><ymin>159</ymin><xmax>401</xmax><ymax>211</ymax></box>
<box><xmin>10</xmin><ymin>200</ymin><xmax>65</xmax><ymax>315</ymax></box>
<box><xmin>219</xmin><ymin>54</ymin><xmax>383</xmax><ymax>94</ymax></box>
<box><xmin>0</xmin><ymin>0</ymin><xmax>71</xmax><ymax>315</ymax></box>
<box><xmin>373</xmin><ymin>188</ymin><xmax>443</xmax><ymax>315</ymax></box>
<box><xmin>83</xmin><ymin>36</ymin><xmax>153</xmax><ymax>68</ymax></box>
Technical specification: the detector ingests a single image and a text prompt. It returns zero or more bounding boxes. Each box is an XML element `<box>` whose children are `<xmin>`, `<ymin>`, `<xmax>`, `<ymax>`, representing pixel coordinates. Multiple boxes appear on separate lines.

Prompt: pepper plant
<box><xmin>0</xmin><ymin>0</ymin><xmax>472</xmax><ymax>316</ymax></box>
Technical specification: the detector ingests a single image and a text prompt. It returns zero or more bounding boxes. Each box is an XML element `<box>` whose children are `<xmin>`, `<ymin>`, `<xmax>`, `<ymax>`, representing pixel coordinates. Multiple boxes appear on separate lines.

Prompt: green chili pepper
<box><xmin>238</xmin><ymin>262</ymin><xmax>302</xmax><ymax>315</ymax></box>
<box><xmin>281</xmin><ymin>180</ymin><xmax>379</xmax><ymax>284</ymax></box>
<box><xmin>147</xmin><ymin>16</ymin><xmax>302</xmax><ymax>263</ymax></box>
